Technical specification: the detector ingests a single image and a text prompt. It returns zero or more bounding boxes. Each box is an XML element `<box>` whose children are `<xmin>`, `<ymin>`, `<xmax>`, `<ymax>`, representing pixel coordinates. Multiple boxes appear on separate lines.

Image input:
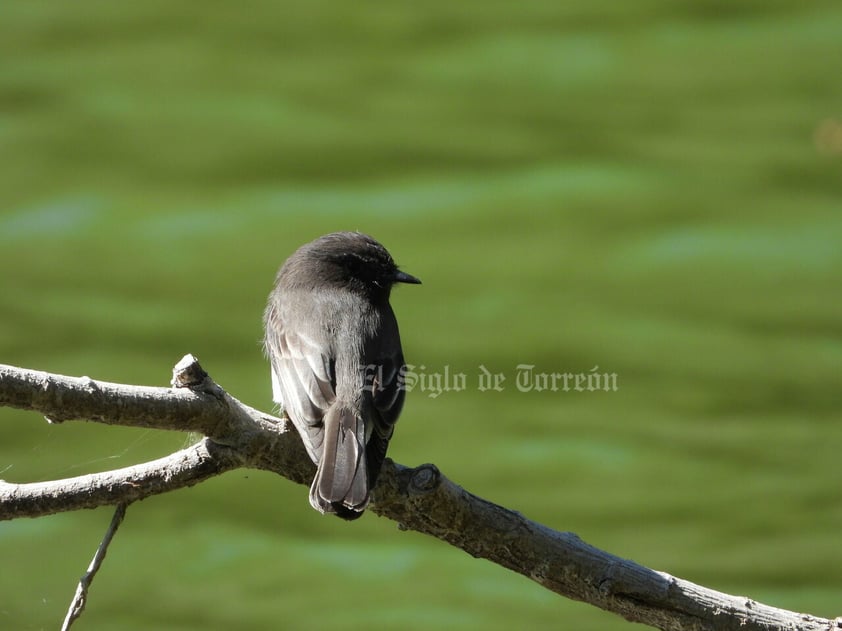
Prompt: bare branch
<box><xmin>0</xmin><ymin>359</ymin><xmax>837</xmax><ymax>631</ymax></box>
<box><xmin>0</xmin><ymin>439</ymin><xmax>241</xmax><ymax>520</ymax></box>
<box><xmin>0</xmin><ymin>360</ymin><xmax>316</xmax><ymax>490</ymax></box>
<box><xmin>61</xmin><ymin>503</ymin><xmax>129</xmax><ymax>631</ymax></box>
<box><xmin>0</xmin><ymin>362</ymin><xmax>227</xmax><ymax>435</ymax></box>
<box><xmin>373</xmin><ymin>462</ymin><xmax>836</xmax><ymax>631</ymax></box>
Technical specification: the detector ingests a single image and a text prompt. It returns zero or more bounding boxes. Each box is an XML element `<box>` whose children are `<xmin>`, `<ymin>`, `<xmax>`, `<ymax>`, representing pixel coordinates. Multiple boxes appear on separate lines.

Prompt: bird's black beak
<box><xmin>393</xmin><ymin>270</ymin><xmax>422</xmax><ymax>285</ymax></box>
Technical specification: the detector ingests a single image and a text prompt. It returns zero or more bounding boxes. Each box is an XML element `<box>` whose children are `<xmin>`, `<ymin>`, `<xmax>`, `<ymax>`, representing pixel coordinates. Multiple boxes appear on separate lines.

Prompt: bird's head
<box><xmin>286</xmin><ymin>232</ymin><xmax>421</xmax><ymax>297</ymax></box>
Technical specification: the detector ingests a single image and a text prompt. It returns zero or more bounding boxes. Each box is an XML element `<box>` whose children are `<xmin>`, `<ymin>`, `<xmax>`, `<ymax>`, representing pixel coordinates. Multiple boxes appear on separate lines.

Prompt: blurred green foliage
<box><xmin>2</xmin><ymin>1</ymin><xmax>842</xmax><ymax>629</ymax></box>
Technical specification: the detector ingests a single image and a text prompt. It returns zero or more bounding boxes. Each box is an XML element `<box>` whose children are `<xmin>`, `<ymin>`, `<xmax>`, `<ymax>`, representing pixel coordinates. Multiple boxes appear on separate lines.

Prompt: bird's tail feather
<box><xmin>310</xmin><ymin>405</ymin><xmax>369</xmax><ymax>520</ymax></box>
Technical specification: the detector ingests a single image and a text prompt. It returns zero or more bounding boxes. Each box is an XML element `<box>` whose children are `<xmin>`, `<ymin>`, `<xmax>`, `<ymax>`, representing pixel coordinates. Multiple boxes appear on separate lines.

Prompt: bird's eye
<box><xmin>343</xmin><ymin>255</ymin><xmax>363</xmax><ymax>273</ymax></box>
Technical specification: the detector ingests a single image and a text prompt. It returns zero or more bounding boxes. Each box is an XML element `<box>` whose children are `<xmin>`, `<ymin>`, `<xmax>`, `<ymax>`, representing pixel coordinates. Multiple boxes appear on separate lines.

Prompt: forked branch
<box><xmin>0</xmin><ymin>359</ymin><xmax>836</xmax><ymax>631</ymax></box>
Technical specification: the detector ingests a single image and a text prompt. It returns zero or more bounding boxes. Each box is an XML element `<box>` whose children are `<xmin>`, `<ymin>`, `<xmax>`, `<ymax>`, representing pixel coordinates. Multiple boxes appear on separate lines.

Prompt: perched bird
<box><xmin>263</xmin><ymin>232</ymin><xmax>420</xmax><ymax>520</ymax></box>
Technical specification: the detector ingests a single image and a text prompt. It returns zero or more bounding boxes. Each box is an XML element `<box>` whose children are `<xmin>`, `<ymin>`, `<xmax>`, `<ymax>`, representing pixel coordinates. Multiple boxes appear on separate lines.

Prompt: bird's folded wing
<box><xmin>265</xmin><ymin>313</ymin><xmax>336</xmax><ymax>460</ymax></box>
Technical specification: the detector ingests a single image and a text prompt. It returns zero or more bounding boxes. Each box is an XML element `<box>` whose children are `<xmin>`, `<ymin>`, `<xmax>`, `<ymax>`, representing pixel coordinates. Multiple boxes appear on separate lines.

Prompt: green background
<box><xmin>2</xmin><ymin>2</ymin><xmax>842</xmax><ymax>629</ymax></box>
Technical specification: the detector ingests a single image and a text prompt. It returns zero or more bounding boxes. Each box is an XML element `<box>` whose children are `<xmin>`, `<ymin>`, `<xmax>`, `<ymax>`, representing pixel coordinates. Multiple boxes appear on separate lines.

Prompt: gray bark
<box><xmin>0</xmin><ymin>358</ymin><xmax>836</xmax><ymax>631</ymax></box>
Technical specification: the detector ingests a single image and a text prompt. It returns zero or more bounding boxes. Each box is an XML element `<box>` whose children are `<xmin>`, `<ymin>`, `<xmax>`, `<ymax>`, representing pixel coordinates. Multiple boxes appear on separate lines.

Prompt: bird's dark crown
<box><xmin>282</xmin><ymin>232</ymin><xmax>415</xmax><ymax>297</ymax></box>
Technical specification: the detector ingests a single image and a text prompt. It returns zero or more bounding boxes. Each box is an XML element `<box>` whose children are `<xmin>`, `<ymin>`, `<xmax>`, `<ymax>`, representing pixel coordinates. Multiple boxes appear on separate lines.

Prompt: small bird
<box><xmin>263</xmin><ymin>232</ymin><xmax>420</xmax><ymax>519</ymax></box>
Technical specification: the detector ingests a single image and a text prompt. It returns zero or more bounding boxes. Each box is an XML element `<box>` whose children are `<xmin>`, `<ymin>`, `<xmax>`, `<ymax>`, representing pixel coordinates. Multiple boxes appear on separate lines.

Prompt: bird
<box><xmin>263</xmin><ymin>232</ymin><xmax>420</xmax><ymax>520</ymax></box>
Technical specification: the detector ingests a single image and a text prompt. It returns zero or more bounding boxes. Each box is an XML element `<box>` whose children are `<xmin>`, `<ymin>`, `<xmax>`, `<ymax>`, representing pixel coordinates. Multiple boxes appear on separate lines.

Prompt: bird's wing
<box><xmin>369</xmin><ymin>350</ymin><xmax>405</xmax><ymax>429</ymax></box>
<box><xmin>363</xmin><ymin>347</ymin><xmax>406</xmax><ymax>484</ymax></box>
<box><xmin>265</xmin><ymin>305</ymin><xmax>336</xmax><ymax>462</ymax></box>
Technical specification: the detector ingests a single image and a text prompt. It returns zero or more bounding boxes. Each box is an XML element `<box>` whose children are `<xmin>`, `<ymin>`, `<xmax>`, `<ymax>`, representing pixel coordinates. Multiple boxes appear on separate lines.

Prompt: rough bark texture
<box><xmin>0</xmin><ymin>359</ymin><xmax>837</xmax><ymax>631</ymax></box>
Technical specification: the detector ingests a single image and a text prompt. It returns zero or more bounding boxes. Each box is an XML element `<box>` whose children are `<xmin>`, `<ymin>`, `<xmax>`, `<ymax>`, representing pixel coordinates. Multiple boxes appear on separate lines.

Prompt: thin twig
<box><xmin>61</xmin><ymin>502</ymin><xmax>129</xmax><ymax>631</ymax></box>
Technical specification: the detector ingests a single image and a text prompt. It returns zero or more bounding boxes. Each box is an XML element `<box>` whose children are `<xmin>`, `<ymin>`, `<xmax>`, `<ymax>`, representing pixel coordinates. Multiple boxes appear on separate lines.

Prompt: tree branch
<box><xmin>0</xmin><ymin>359</ymin><xmax>837</xmax><ymax>631</ymax></box>
<box><xmin>61</xmin><ymin>502</ymin><xmax>128</xmax><ymax>631</ymax></box>
<box><xmin>0</xmin><ymin>439</ymin><xmax>241</xmax><ymax>520</ymax></box>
